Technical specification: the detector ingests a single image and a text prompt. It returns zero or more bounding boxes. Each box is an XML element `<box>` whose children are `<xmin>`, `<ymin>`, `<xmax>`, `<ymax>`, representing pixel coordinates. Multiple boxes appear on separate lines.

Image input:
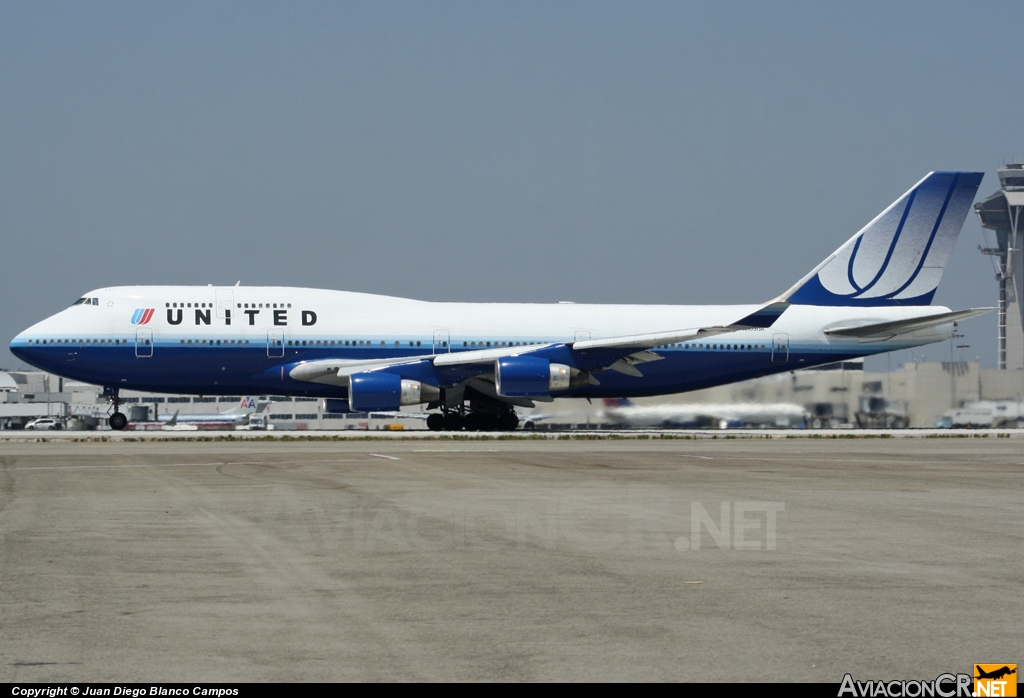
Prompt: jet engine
<box><xmin>494</xmin><ymin>356</ymin><xmax>588</xmax><ymax>397</ymax></box>
<box><xmin>349</xmin><ymin>372</ymin><xmax>440</xmax><ymax>411</ymax></box>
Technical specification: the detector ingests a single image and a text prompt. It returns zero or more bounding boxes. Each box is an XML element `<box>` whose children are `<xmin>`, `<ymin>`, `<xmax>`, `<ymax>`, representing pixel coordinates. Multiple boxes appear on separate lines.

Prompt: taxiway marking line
<box><xmin>7</xmin><ymin>458</ymin><xmax>364</xmax><ymax>471</ymax></box>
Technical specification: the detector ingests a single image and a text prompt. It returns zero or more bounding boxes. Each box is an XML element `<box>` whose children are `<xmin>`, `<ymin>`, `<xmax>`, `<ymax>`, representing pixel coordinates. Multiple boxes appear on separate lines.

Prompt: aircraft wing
<box><xmin>570</xmin><ymin>302</ymin><xmax>790</xmax><ymax>351</ymax></box>
<box><xmin>824</xmin><ymin>308</ymin><xmax>994</xmax><ymax>340</ymax></box>
<box><xmin>290</xmin><ymin>356</ymin><xmax>438</xmax><ymax>384</ymax></box>
<box><xmin>289</xmin><ymin>302</ymin><xmax>790</xmax><ymax>386</ymax></box>
<box><xmin>427</xmin><ymin>301</ymin><xmax>788</xmax><ymax>370</ymax></box>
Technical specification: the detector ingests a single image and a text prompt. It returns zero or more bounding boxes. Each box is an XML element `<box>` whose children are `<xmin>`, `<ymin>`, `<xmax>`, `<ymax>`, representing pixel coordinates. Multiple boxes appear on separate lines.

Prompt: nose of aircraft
<box><xmin>10</xmin><ymin>314</ymin><xmax>61</xmax><ymax>369</ymax></box>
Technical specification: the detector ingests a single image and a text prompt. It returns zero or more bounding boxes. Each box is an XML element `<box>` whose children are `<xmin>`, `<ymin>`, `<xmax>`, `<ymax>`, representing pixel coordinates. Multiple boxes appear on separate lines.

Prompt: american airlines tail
<box><xmin>779</xmin><ymin>172</ymin><xmax>984</xmax><ymax>307</ymax></box>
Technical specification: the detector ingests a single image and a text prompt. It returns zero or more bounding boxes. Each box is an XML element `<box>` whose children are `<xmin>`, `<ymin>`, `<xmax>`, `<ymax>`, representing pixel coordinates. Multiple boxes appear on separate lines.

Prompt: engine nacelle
<box><xmin>349</xmin><ymin>372</ymin><xmax>440</xmax><ymax>411</ymax></box>
<box><xmin>494</xmin><ymin>357</ymin><xmax>583</xmax><ymax>397</ymax></box>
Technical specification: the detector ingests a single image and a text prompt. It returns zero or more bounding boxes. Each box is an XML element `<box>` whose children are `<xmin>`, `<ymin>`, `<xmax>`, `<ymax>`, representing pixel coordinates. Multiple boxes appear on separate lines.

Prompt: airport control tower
<box><xmin>975</xmin><ymin>164</ymin><xmax>1024</xmax><ymax>370</ymax></box>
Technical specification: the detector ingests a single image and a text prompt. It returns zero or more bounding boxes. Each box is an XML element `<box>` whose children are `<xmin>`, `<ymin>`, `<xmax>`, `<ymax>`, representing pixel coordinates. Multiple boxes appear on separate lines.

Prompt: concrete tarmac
<box><xmin>1</xmin><ymin>438</ymin><xmax>1020</xmax><ymax>682</ymax></box>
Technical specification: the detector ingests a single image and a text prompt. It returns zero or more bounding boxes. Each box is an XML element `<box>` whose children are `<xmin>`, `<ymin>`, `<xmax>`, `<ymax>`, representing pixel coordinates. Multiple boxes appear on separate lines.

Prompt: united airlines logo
<box><xmin>131</xmin><ymin>308</ymin><xmax>155</xmax><ymax>325</ymax></box>
<box><xmin>787</xmin><ymin>171</ymin><xmax>984</xmax><ymax>307</ymax></box>
<box><xmin>817</xmin><ymin>172</ymin><xmax>972</xmax><ymax>303</ymax></box>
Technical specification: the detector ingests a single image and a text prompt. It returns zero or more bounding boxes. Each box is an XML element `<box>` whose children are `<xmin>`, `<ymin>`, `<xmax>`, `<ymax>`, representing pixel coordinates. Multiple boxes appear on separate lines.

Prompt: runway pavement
<box><xmin>0</xmin><ymin>438</ymin><xmax>1020</xmax><ymax>681</ymax></box>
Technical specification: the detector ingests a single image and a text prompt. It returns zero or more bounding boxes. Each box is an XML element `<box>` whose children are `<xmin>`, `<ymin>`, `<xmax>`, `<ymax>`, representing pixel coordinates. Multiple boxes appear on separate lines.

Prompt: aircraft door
<box><xmin>267</xmin><ymin>330</ymin><xmax>284</xmax><ymax>358</ymax></box>
<box><xmin>433</xmin><ymin>329</ymin><xmax>450</xmax><ymax>354</ymax></box>
<box><xmin>771</xmin><ymin>333</ymin><xmax>790</xmax><ymax>363</ymax></box>
<box><xmin>135</xmin><ymin>328</ymin><xmax>154</xmax><ymax>358</ymax></box>
<box><xmin>216</xmin><ymin>289</ymin><xmax>233</xmax><ymax>321</ymax></box>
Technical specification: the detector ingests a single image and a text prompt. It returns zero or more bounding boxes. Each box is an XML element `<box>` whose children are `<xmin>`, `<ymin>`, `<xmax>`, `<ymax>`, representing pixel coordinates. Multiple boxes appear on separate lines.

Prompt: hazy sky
<box><xmin>2</xmin><ymin>1</ymin><xmax>1021</xmax><ymax>371</ymax></box>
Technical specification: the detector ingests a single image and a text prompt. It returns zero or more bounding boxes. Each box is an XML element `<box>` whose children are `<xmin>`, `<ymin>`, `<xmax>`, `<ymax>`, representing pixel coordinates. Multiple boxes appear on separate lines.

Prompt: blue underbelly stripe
<box><xmin>10</xmin><ymin>345</ymin><xmax>881</xmax><ymax>399</ymax></box>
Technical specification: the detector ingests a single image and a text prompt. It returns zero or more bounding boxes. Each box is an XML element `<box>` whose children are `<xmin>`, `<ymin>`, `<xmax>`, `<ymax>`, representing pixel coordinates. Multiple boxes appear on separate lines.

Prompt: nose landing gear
<box><xmin>109</xmin><ymin>410</ymin><xmax>128</xmax><ymax>431</ymax></box>
<box><xmin>104</xmin><ymin>388</ymin><xmax>129</xmax><ymax>431</ymax></box>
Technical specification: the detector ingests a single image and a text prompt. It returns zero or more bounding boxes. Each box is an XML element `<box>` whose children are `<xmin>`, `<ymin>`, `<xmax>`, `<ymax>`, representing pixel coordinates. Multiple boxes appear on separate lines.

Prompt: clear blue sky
<box><xmin>2</xmin><ymin>1</ymin><xmax>1021</xmax><ymax>371</ymax></box>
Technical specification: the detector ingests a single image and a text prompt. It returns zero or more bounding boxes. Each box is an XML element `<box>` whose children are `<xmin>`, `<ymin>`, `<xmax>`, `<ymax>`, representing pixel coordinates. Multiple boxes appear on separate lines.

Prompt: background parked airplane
<box><xmin>128</xmin><ymin>397</ymin><xmax>270</xmax><ymax>431</ymax></box>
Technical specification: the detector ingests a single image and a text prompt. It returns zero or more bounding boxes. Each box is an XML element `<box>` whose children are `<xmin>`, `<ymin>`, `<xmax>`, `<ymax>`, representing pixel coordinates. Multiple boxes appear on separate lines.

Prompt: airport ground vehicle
<box><xmin>24</xmin><ymin>417</ymin><xmax>62</xmax><ymax>430</ymax></box>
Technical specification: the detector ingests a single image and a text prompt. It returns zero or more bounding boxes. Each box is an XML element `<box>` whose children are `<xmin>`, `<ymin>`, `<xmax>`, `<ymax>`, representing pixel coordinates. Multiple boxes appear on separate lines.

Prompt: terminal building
<box><xmin>975</xmin><ymin>164</ymin><xmax>1024</xmax><ymax>370</ymax></box>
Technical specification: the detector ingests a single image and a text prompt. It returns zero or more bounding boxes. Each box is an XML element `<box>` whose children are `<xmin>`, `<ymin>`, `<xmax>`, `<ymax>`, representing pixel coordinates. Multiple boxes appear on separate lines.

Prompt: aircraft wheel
<box><xmin>426</xmin><ymin>413</ymin><xmax>445</xmax><ymax>432</ymax></box>
<box><xmin>109</xmin><ymin>412</ymin><xmax>128</xmax><ymax>431</ymax></box>
<box><xmin>462</xmin><ymin>413</ymin><xmax>484</xmax><ymax>431</ymax></box>
<box><xmin>443</xmin><ymin>413</ymin><xmax>464</xmax><ymax>431</ymax></box>
<box><xmin>498</xmin><ymin>412</ymin><xmax>519</xmax><ymax>431</ymax></box>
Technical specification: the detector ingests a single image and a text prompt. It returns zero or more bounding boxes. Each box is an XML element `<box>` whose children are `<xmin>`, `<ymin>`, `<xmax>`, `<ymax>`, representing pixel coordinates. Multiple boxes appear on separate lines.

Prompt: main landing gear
<box><xmin>105</xmin><ymin>389</ymin><xmax>128</xmax><ymax>431</ymax></box>
<box><xmin>426</xmin><ymin>410</ymin><xmax>519</xmax><ymax>432</ymax></box>
<box><xmin>426</xmin><ymin>388</ymin><xmax>520</xmax><ymax>432</ymax></box>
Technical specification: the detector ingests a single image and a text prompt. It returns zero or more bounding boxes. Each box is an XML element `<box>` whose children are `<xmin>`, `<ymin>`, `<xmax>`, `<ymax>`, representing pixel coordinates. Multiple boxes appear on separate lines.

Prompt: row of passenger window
<box><xmin>284</xmin><ymin>339</ymin><xmax>549</xmax><ymax>348</ymax></box>
<box><xmin>256</xmin><ymin>414</ymin><xmax>365</xmax><ymax>420</ymax></box>
<box><xmin>287</xmin><ymin>339</ymin><xmax>404</xmax><ymax>347</ymax></box>
<box><xmin>27</xmin><ymin>338</ymin><xmax>772</xmax><ymax>351</ymax></box>
<box><xmin>164</xmin><ymin>302</ymin><xmax>293</xmax><ymax>309</ymax></box>
<box><xmin>464</xmin><ymin>340</ymin><xmax>542</xmax><ymax>348</ymax></box>
<box><xmin>656</xmin><ymin>343</ymin><xmax>769</xmax><ymax>351</ymax></box>
<box><xmin>27</xmin><ymin>338</ymin><xmax>125</xmax><ymax>345</ymax></box>
<box><xmin>179</xmin><ymin>339</ymin><xmax>252</xmax><ymax>346</ymax></box>
<box><xmin>120</xmin><ymin>397</ymin><xmax>236</xmax><ymax>404</ymax></box>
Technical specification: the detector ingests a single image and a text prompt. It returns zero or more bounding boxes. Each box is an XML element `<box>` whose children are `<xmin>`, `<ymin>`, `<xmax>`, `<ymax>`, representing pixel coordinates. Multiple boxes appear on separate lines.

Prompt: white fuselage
<box><xmin>11</xmin><ymin>286</ymin><xmax>956</xmax><ymax>399</ymax></box>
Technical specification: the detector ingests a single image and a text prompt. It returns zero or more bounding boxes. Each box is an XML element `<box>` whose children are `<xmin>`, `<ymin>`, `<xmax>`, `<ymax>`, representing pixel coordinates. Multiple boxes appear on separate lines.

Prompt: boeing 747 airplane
<box><xmin>11</xmin><ymin>171</ymin><xmax>993</xmax><ymax>431</ymax></box>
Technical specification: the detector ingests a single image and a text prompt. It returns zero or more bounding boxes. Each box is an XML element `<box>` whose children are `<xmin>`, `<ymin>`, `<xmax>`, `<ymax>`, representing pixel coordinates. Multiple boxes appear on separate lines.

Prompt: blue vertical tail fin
<box><xmin>781</xmin><ymin>171</ymin><xmax>983</xmax><ymax>306</ymax></box>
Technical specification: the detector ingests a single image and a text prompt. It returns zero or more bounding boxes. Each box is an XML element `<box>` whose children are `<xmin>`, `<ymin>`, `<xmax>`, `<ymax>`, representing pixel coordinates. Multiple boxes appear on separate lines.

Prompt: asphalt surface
<box><xmin>1</xmin><ymin>438</ymin><xmax>1020</xmax><ymax>681</ymax></box>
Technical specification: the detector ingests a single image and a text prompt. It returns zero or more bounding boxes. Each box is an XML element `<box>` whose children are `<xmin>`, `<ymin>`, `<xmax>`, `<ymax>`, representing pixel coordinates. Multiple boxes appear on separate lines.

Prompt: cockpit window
<box><xmin>72</xmin><ymin>297</ymin><xmax>99</xmax><ymax>306</ymax></box>
<box><xmin>73</xmin><ymin>298</ymin><xmax>88</xmax><ymax>306</ymax></box>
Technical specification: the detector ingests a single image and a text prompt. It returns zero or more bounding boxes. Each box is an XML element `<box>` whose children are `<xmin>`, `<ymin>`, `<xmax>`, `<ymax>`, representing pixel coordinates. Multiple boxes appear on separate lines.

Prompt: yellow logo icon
<box><xmin>975</xmin><ymin>665</ymin><xmax>1017</xmax><ymax>697</ymax></box>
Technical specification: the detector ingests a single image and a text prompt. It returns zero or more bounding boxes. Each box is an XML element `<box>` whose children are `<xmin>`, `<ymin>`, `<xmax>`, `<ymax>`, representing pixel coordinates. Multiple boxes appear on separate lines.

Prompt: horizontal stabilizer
<box><xmin>824</xmin><ymin>308</ymin><xmax>994</xmax><ymax>339</ymax></box>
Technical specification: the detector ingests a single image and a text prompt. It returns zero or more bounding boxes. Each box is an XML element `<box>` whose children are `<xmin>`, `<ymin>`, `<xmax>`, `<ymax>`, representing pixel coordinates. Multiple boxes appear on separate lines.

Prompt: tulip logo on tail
<box><xmin>131</xmin><ymin>309</ymin><xmax>155</xmax><ymax>325</ymax></box>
